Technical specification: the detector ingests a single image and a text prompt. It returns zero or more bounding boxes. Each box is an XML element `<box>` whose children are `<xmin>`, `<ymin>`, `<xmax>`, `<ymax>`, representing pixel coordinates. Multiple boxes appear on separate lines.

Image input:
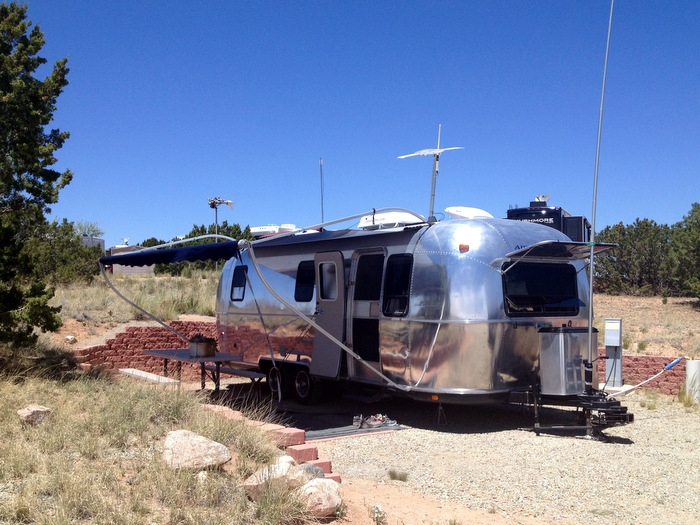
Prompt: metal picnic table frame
<box><xmin>143</xmin><ymin>349</ymin><xmax>244</xmax><ymax>392</ymax></box>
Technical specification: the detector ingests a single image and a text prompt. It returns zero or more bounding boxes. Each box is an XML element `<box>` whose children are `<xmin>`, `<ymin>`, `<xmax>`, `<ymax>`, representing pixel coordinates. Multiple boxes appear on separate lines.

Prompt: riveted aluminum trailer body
<box><xmin>216</xmin><ymin>216</ymin><xmax>596</xmax><ymax>403</ymax></box>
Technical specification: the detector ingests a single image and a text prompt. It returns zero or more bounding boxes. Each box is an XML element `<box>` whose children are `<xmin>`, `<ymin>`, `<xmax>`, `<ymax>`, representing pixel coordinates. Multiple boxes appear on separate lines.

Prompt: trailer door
<box><xmin>310</xmin><ymin>251</ymin><xmax>345</xmax><ymax>378</ymax></box>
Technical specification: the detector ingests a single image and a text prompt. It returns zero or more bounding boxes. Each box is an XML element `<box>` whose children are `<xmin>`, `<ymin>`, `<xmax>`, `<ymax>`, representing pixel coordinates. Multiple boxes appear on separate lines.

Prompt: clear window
<box><xmin>230</xmin><ymin>265</ymin><xmax>248</xmax><ymax>301</ymax></box>
<box><xmin>502</xmin><ymin>262</ymin><xmax>583</xmax><ymax>317</ymax></box>
<box><xmin>294</xmin><ymin>260</ymin><xmax>315</xmax><ymax>302</ymax></box>
<box><xmin>383</xmin><ymin>254</ymin><xmax>412</xmax><ymax>316</ymax></box>
<box><xmin>318</xmin><ymin>262</ymin><xmax>338</xmax><ymax>300</ymax></box>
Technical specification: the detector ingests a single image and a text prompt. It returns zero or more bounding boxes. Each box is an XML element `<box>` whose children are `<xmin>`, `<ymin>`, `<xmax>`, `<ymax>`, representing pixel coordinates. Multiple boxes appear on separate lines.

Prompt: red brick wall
<box><xmin>73</xmin><ymin>321</ymin><xmax>217</xmax><ymax>381</ymax></box>
<box><xmin>598</xmin><ymin>350</ymin><xmax>686</xmax><ymax>395</ymax></box>
<box><xmin>74</xmin><ymin>323</ymin><xmax>687</xmax><ymax>395</ymax></box>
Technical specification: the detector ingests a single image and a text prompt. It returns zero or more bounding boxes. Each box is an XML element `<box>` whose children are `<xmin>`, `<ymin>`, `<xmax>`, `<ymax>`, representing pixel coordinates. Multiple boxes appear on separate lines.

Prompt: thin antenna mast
<box><xmin>398</xmin><ymin>124</ymin><xmax>464</xmax><ymax>223</ymax></box>
<box><xmin>319</xmin><ymin>158</ymin><xmax>324</xmax><ymax>223</ymax></box>
<box><xmin>587</xmin><ymin>0</ymin><xmax>615</xmax><ymax>389</ymax></box>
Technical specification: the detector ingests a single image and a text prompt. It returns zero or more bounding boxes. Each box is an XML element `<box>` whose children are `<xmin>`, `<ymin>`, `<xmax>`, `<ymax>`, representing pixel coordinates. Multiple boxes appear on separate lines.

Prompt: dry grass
<box><xmin>593</xmin><ymin>294</ymin><xmax>700</xmax><ymax>358</ymax></box>
<box><xmin>0</xmin><ymin>375</ymin><xmax>310</xmax><ymax>525</ymax></box>
<box><xmin>48</xmin><ymin>271</ymin><xmax>219</xmax><ymax>330</ymax></box>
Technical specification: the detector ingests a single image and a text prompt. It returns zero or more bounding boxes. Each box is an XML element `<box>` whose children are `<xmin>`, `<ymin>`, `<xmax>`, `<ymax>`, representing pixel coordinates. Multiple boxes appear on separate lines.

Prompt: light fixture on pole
<box><xmin>207</xmin><ymin>197</ymin><xmax>234</xmax><ymax>270</ymax></box>
<box><xmin>207</xmin><ymin>197</ymin><xmax>234</xmax><ymax>240</ymax></box>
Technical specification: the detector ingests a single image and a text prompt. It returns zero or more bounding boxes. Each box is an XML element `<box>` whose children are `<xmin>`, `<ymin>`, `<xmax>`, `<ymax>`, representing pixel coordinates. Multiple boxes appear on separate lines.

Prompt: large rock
<box><xmin>297</xmin><ymin>478</ymin><xmax>343</xmax><ymax>518</ymax></box>
<box><xmin>17</xmin><ymin>404</ymin><xmax>52</xmax><ymax>426</ymax></box>
<box><xmin>162</xmin><ymin>430</ymin><xmax>231</xmax><ymax>470</ymax></box>
<box><xmin>241</xmin><ymin>455</ymin><xmax>324</xmax><ymax>500</ymax></box>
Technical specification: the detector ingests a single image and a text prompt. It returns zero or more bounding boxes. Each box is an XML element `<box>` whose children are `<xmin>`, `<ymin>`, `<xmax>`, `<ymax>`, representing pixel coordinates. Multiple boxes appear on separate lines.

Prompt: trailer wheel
<box><xmin>267</xmin><ymin>367</ymin><xmax>283</xmax><ymax>396</ymax></box>
<box><xmin>293</xmin><ymin>368</ymin><xmax>317</xmax><ymax>404</ymax></box>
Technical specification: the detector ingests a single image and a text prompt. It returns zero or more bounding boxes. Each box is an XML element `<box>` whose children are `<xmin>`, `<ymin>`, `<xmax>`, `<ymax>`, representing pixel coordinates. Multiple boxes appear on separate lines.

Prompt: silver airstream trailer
<box><xmin>99</xmin><ymin>203</ymin><xmax>632</xmax><ymax>428</ymax></box>
<box><xmin>204</xmin><ymin>204</ymin><xmax>627</xmax><ymax>425</ymax></box>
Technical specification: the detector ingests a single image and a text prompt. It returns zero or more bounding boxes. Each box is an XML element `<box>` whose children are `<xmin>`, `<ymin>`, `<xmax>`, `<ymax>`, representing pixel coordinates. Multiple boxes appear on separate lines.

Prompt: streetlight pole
<box><xmin>207</xmin><ymin>197</ymin><xmax>234</xmax><ymax>270</ymax></box>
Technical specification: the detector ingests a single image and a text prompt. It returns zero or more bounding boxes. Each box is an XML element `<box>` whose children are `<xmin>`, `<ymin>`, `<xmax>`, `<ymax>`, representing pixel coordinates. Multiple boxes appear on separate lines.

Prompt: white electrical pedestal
<box><xmin>604</xmin><ymin>318</ymin><xmax>623</xmax><ymax>387</ymax></box>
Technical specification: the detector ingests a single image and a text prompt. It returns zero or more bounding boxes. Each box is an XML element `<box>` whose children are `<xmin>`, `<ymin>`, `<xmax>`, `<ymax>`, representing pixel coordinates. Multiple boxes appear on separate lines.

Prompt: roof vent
<box><xmin>444</xmin><ymin>206</ymin><xmax>494</xmax><ymax>219</ymax></box>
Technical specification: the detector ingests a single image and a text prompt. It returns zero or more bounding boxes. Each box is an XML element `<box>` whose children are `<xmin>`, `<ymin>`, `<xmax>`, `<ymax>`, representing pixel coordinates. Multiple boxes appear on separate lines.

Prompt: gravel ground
<box><xmin>314</xmin><ymin>391</ymin><xmax>700</xmax><ymax>524</ymax></box>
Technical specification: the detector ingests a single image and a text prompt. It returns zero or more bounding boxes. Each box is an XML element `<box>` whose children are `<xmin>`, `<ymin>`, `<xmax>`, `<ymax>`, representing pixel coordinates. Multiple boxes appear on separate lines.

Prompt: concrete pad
<box><xmin>119</xmin><ymin>368</ymin><xmax>180</xmax><ymax>384</ymax></box>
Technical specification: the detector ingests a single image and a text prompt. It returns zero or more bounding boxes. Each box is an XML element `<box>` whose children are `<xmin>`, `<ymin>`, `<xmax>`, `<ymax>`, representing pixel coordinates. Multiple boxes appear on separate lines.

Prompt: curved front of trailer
<box><xmin>378</xmin><ymin>218</ymin><xmax>593</xmax><ymax>404</ymax></box>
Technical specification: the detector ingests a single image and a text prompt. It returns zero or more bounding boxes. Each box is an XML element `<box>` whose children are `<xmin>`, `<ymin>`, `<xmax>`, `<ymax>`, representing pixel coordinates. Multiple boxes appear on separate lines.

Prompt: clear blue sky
<box><xmin>26</xmin><ymin>1</ymin><xmax>700</xmax><ymax>249</ymax></box>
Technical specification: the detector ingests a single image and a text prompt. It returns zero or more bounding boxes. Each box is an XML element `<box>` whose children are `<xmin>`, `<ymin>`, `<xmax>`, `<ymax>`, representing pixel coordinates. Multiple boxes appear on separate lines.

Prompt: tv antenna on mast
<box><xmin>398</xmin><ymin>124</ymin><xmax>463</xmax><ymax>223</ymax></box>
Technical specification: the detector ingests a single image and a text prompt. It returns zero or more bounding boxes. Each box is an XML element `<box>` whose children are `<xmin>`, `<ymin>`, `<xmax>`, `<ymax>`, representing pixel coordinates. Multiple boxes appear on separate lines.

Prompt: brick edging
<box><xmin>202</xmin><ymin>404</ymin><xmax>341</xmax><ymax>483</ymax></box>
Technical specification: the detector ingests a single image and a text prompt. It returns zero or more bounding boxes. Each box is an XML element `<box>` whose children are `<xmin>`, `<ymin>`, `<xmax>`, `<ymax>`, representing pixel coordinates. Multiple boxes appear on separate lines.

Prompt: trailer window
<box><xmin>354</xmin><ymin>253</ymin><xmax>384</xmax><ymax>301</ymax></box>
<box><xmin>383</xmin><ymin>254</ymin><xmax>412</xmax><ymax>317</ymax></box>
<box><xmin>319</xmin><ymin>262</ymin><xmax>338</xmax><ymax>300</ymax></box>
<box><xmin>502</xmin><ymin>262</ymin><xmax>583</xmax><ymax>317</ymax></box>
<box><xmin>294</xmin><ymin>260</ymin><xmax>315</xmax><ymax>302</ymax></box>
<box><xmin>230</xmin><ymin>265</ymin><xmax>248</xmax><ymax>301</ymax></box>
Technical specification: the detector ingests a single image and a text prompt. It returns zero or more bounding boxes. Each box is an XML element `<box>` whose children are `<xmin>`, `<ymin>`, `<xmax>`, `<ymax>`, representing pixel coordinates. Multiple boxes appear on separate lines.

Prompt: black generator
<box><xmin>506</xmin><ymin>197</ymin><xmax>591</xmax><ymax>242</ymax></box>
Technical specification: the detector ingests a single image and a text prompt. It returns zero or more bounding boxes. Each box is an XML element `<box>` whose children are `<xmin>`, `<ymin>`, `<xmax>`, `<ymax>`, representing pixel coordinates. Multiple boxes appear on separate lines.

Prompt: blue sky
<box><xmin>25</xmin><ymin>1</ymin><xmax>700</xmax><ymax>249</ymax></box>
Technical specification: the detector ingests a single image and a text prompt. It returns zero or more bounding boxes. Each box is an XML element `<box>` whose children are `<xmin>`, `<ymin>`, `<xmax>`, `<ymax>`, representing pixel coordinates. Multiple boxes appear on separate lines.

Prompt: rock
<box><xmin>297</xmin><ymin>478</ymin><xmax>343</xmax><ymax>517</ymax></box>
<box><xmin>162</xmin><ymin>430</ymin><xmax>231</xmax><ymax>470</ymax></box>
<box><xmin>274</xmin><ymin>455</ymin><xmax>297</xmax><ymax>469</ymax></box>
<box><xmin>65</xmin><ymin>335</ymin><xmax>77</xmax><ymax>344</ymax></box>
<box><xmin>241</xmin><ymin>455</ymin><xmax>324</xmax><ymax>500</ymax></box>
<box><xmin>17</xmin><ymin>404</ymin><xmax>53</xmax><ymax>426</ymax></box>
<box><xmin>298</xmin><ymin>462</ymin><xmax>326</xmax><ymax>479</ymax></box>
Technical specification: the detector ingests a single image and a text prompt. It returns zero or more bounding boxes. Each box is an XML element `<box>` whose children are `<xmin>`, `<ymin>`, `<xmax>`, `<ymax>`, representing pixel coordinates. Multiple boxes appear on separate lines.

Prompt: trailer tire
<box><xmin>267</xmin><ymin>366</ymin><xmax>283</xmax><ymax>396</ymax></box>
<box><xmin>293</xmin><ymin>368</ymin><xmax>320</xmax><ymax>404</ymax></box>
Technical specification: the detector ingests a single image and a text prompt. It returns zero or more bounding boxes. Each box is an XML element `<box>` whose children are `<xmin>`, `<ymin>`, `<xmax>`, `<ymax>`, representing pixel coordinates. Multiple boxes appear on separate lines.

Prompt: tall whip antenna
<box><xmin>319</xmin><ymin>158</ymin><xmax>325</xmax><ymax>223</ymax></box>
<box><xmin>587</xmin><ymin>0</ymin><xmax>615</xmax><ymax>386</ymax></box>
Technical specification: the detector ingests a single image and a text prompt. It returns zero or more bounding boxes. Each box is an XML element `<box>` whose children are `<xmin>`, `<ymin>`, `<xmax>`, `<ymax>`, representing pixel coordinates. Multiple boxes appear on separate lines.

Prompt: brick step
<box><xmin>269</xmin><ymin>427</ymin><xmax>306</xmax><ymax>447</ymax></box>
<box><xmin>286</xmin><ymin>443</ymin><xmax>318</xmax><ymax>463</ymax></box>
<box><xmin>306</xmin><ymin>458</ymin><xmax>332</xmax><ymax>474</ymax></box>
<box><xmin>325</xmin><ymin>472</ymin><xmax>341</xmax><ymax>483</ymax></box>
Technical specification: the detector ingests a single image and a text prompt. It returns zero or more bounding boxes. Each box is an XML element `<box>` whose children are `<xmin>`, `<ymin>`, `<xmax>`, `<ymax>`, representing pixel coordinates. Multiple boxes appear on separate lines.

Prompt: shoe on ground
<box><xmin>361</xmin><ymin>416</ymin><xmax>383</xmax><ymax>428</ymax></box>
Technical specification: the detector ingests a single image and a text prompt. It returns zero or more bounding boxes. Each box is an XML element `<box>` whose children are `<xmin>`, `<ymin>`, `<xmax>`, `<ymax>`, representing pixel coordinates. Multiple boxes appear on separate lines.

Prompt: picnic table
<box><xmin>143</xmin><ymin>348</ymin><xmax>251</xmax><ymax>391</ymax></box>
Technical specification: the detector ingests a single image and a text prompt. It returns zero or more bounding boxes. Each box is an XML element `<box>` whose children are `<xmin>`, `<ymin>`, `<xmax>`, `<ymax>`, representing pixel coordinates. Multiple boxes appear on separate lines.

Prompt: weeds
<box><xmin>677</xmin><ymin>380</ymin><xmax>699</xmax><ymax>408</ymax></box>
<box><xmin>0</xmin><ymin>374</ymin><xmax>307</xmax><ymax>524</ymax></box>
<box><xmin>254</xmin><ymin>482</ymin><xmax>309</xmax><ymax>524</ymax></box>
<box><xmin>0</xmin><ymin>338</ymin><xmax>79</xmax><ymax>381</ymax></box>
<box><xmin>388</xmin><ymin>469</ymin><xmax>408</xmax><ymax>482</ymax></box>
<box><xmin>368</xmin><ymin>503</ymin><xmax>388</xmax><ymax>524</ymax></box>
<box><xmin>334</xmin><ymin>502</ymin><xmax>348</xmax><ymax>519</ymax></box>
<box><xmin>622</xmin><ymin>334</ymin><xmax>632</xmax><ymax>350</ymax></box>
<box><xmin>50</xmin><ymin>272</ymin><xmax>219</xmax><ymax>324</ymax></box>
<box><xmin>639</xmin><ymin>389</ymin><xmax>659</xmax><ymax>410</ymax></box>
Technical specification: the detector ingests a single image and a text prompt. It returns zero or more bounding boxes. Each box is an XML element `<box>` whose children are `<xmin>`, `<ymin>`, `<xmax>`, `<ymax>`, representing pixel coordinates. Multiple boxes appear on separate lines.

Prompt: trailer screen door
<box><xmin>310</xmin><ymin>251</ymin><xmax>345</xmax><ymax>378</ymax></box>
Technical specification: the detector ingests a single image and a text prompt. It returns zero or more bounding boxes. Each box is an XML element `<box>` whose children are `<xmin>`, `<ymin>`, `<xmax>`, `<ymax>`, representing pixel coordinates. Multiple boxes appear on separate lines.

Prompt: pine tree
<box><xmin>1</xmin><ymin>2</ymin><xmax>72</xmax><ymax>349</ymax></box>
